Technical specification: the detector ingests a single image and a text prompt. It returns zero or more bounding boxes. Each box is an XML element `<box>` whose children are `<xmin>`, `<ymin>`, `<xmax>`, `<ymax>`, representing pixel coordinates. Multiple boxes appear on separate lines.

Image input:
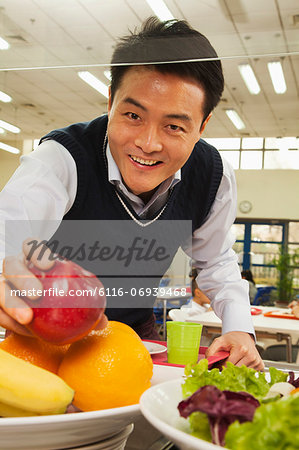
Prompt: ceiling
<box><xmin>0</xmin><ymin>0</ymin><xmax>298</xmax><ymax>151</ymax></box>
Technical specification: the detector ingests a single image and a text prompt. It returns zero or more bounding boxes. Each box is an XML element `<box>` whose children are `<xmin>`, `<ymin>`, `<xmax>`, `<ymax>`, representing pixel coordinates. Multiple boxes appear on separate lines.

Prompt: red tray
<box><xmin>144</xmin><ymin>340</ymin><xmax>229</xmax><ymax>369</ymax></box>
<box><xmin>263</xmin><ymin>310</ymin><xmax>299</xmax><ymax>320</ymax></box>
<box><xmin>251</xmin><ymin>307</ymin><xmax>262</xmax><ymax>315</ymax></box>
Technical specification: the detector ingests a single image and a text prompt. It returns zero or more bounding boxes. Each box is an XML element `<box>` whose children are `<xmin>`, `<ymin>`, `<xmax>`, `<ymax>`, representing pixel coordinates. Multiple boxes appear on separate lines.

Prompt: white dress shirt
<box><xmin>0</xmin><ymin>139</ymin><xmax>254</xmax><ymax>335</ymax></box>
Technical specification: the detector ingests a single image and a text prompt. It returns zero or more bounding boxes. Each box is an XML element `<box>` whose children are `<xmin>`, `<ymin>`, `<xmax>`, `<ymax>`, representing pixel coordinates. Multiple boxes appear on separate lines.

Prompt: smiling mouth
<box><xmin>130</xmin><ymin>155</ymin><xmax>162</xmax><ymax>166</ymax></box>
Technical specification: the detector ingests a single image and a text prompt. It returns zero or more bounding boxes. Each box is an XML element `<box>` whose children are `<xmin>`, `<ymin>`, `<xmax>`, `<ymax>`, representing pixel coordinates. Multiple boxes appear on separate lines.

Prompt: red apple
<box><xmin>24</xmin><ymin>259</ymin><xmax>106</xmax><ymax>345</ymax></box>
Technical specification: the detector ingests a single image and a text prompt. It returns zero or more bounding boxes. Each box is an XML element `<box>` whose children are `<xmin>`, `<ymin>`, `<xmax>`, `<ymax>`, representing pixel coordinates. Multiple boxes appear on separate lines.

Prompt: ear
<box><xmin>199</xmin><ymin>113</ymin><xmax>212</xmax><ymax>136</ymax></box>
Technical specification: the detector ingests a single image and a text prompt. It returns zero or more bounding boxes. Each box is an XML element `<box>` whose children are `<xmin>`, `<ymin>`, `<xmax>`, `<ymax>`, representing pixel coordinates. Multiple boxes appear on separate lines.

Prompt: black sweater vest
<box><xmin>41</xmin><ymin>115</ymin><xmax>223</xmax><ymax>327</ymax></box>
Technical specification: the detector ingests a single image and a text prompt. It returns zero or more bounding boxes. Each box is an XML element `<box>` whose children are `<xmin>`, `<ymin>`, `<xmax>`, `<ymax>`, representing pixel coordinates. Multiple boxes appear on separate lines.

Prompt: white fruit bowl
<box><xmin>0</xmin><ymin>364</ymin><xmax>184</xmax><ymax>450</ymax></box>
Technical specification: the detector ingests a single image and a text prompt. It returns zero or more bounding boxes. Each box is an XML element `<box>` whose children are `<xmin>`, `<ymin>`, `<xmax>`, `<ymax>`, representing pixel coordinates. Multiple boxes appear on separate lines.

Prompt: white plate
<box><xmin>142</xmin><ymin>341</ymin><xmax>167</xmax><ymax>355</ymax></box>
<box><xmin>140</xmin><ymin>370</ymin><xmax>299</xmax><ymax>450</ymax></box>
<box><xmin>140</xmin><ymin>378</ymin><xmax>220</xmax><ymax>450</ymax></box>
<box><xmin>74</xmin><ymin>424</ymin><xmax>134</xmax><ymax>449</ymax></box>
<box><xmin>0</xmin><ymin>364</ymin><xmax>184</xmax><ymax>450</ymax></box>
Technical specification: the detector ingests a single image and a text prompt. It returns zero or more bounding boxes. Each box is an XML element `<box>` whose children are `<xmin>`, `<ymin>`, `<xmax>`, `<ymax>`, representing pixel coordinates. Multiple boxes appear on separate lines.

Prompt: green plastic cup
<box><xmin>166</xmin><ymin>321</ymin><xmax>203</xmax><ymax>365</ymax></box>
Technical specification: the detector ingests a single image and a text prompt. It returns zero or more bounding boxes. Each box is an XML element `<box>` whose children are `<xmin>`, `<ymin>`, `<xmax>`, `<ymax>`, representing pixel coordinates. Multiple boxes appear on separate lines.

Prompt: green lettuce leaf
<box><xmin>268</xmin><ymin>366</ymin><xmax>288</xmax><ymax>385</ymax></box>
<box><xmin>182</xmin><ymin>360</ymin><xmax>274</xmax><ymax>401</ymax></box>
<box><xmin>188</xmin><ymin>411</ymin><xmax>212</xmax><ymax>442</ymax></box>
<box><xmin>225</xmin><ymin>394</ymin><xmax>299</xmax><ymax>449</ymax></box>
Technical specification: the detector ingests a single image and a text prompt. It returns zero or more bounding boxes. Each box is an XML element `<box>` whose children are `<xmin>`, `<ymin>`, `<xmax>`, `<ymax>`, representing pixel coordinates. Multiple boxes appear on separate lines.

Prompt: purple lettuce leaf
<box><xmin>288</xmin><ymin>371</ymin><xmax>299</xmax><ymax>388</ymax></box>
<box><xmin>178</xmin><ymin>385</ymin><xmax>260</xmax><ymax>446</ymax></box>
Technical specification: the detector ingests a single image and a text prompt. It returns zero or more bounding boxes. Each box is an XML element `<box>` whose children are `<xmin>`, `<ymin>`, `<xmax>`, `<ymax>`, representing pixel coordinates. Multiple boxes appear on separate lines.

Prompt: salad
<box><xmin>178</xmin><ymin>359</ymin><xmax>299</xmax><ymax>449</ymax></box>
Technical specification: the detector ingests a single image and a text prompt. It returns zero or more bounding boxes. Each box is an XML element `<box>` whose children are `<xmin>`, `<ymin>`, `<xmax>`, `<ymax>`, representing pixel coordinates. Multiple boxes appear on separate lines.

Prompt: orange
<box><xmin>291</xmin><ymin>387</ymin><xmax>299</xmax><ymax>395</ymax></box>
<box><xmin>107</xmin><ymin>320</ymin><xmax>139</xmax><ymax>336</ymax></box>
<box><xmin>0</xmin><ymin>333</ymin><xmax>69</xmax><ymax>374</ymax></box>
<box><xmin>58</xmin><ymin>321</ymin><xmax>153</xmax><ymax>411</ymax></box>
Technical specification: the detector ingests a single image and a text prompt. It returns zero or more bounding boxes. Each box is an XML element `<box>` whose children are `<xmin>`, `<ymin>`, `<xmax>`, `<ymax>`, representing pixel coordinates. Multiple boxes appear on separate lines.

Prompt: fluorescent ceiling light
<box><xmin>78</xmin><ymin>71</ymin><xmax>109</xmax><ymax>98</ymax></box>
<box><xmin>238</xmin><ymin>64</ymin><xmax>260</xmax><ymax>95</ymax></box>
<box><xmin>0</xmin><ymin>128</ymin><xmax>5</xmax><ymax>134</ymax></box>
<box><xmin>0</xmin><ymin>119</ymin><xmax>21</xmax><ymax>134</ymax></box>
<box><xmin>104</xmin><ymin>70</ymin><xmax>111</xmax><ymax>81</ymax></box>
<box><xmin>225</xmin><ymin>109</ymin><xmax>246</xmax><ymax>130</ymax></box>
<box><xmin>267</xmin><ymin>61</ymin><xmax>286</xmax><ymax>94</ymax></box>
<box><xmin>0</xmin><ymin>90</ymin><xmax>12</xmax><ymax>103</ymax></box>
<box><xmin>0</xmin><ymin>142</ymin><xmax>20</xmax><ymax>154</ymax></box>
<box><xmin>0</xmin><ymin>36</ymin><xmax>9</xmax><ymax>50</ymax></box>
<box><xmin>145</xmin><ymin>0</ymin><xmax>174</xmax><ymax>21</ymax></box>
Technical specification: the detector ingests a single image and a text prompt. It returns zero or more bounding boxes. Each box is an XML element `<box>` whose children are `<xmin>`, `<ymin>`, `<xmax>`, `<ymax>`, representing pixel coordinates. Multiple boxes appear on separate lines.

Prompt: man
<box><xmin>0</xmin><ymin>17</ymin><xmax>263</xmax><ymax>369</ymax></box>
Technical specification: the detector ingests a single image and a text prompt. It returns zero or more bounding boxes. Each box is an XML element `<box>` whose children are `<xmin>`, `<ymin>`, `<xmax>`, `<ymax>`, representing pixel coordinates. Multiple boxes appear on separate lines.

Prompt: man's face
<box><xmin>107</xmin><ymin>67</ymin><xmax>210</xmax><ymax>200</ymax></box>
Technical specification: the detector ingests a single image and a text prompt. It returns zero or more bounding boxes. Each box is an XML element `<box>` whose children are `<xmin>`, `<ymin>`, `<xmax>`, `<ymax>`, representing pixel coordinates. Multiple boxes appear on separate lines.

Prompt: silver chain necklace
<box><xmin>102</xmin><ymin>132</ymin><xmax>168</xmax><ymax>228</ymax></box>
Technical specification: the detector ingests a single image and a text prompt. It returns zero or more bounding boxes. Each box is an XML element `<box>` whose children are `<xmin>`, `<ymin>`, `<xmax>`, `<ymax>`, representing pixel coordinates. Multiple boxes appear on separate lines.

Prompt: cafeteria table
<box><xmin>182</xmin><ymin>306</ymin><xmax>299</xmax><ymax>363</ymax></box>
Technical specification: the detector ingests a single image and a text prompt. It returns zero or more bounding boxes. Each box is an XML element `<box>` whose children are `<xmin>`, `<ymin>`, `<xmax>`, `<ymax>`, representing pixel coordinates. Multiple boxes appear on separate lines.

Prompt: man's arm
<box><xmin>0</xmin><ymin>141</ymin><xmax>77</xmax><ymax>332</ymax></box>
<box><xmin>183</xmin><ymin>157</ymin><xmax>264</xmax><ymax>370</ymax></box>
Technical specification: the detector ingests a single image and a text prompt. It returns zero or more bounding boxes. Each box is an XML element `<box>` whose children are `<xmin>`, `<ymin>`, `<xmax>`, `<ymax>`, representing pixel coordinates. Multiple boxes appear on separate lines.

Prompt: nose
<box><xmin>134</xmin><ymin>124</ymin><xmax>163</xmax><ymax>154</ymax></box>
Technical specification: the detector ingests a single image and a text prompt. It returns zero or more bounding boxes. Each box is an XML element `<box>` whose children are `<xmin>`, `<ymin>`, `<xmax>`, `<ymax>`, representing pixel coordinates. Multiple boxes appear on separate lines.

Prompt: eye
<box><xmin>126</xmin><ymin>112</ymin><xmax>140</xmax><ymax>121</ymax></box>
<box><xmin>167</xmin><ymin>124</ymin><xmax>184</xmax><ymax>132</ymax></box>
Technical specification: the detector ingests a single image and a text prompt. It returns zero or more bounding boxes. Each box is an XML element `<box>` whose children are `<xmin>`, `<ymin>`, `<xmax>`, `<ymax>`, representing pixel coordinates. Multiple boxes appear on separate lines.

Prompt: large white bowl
<box><xmin>0</xmin><ymin>364</ymin><xmax>184</xmax><ymax>450</ymax></box>
<box><xmin>140</xmin><ymin>378</ymin><xmax>222</xmax><ymax>450</ymax></box>
<box><xmin>140</xmin><ymin>369</ymin><xmax>299</xmax><ymax>450</ymax></box>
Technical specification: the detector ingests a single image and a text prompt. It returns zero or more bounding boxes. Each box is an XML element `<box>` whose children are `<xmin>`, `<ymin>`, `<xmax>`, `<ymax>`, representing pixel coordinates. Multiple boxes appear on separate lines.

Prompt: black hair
<box><xmin>241</xmin><ymin>270</ymin><xmax>255</xmax><ymax>285</ymax></box>
<box><xmin>189</xmin><ymin>267</ymin><xmax>198</xmax><ymax>296</ymax></box>
<box><xmin>110</xmin><ymin>17</ymin><xmax>224</xmax><ymax>123</ymax></box>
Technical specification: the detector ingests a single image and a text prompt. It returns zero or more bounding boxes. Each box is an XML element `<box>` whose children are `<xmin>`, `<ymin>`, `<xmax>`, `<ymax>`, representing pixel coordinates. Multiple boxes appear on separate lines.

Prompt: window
<box><xmin>240</xmin><ymin>151</ymin><xmax>263</xmax><ymax>169</ymax></box>
<box><xmin>219</xmin><ymin>151</ymin><xmax>240</xmax><ymax>169</ymax></box>
<box><xmin>233</xmin><ymin>221</ymin><xmax>299</xmax><ymax>290</ymax></box>
<box><xmin>209</xmin><ymin>137</ymin><xmax>299</xmax><ymax>170</ymax></box>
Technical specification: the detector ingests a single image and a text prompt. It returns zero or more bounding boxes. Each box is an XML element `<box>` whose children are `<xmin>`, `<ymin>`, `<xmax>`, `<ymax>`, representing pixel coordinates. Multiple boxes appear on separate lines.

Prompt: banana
<box><xmin>0</xmin><ymin>400</ymin><xmax>67</xmax><ymax>417</ymax></box>
<box><xmin>0</xmin><ymin>349</ymin><xmax>74</xmax><ymax>416</ymax></box>
<box><xmin>0</xmin><ymin>401</ymin><xmax>37</xmax><ymax>417</ymax></box>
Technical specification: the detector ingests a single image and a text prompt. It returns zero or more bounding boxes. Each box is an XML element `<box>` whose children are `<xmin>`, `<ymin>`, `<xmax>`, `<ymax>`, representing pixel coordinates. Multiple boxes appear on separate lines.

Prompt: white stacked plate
<box><xmin>140</xmin><ymin>378</ymin><xmax>219</xmax><ymax>450</ymax></box>
<box><xmin>140</xmin><ymin>369</ymin><xmax>299</xmax><ymax>450</ymax></box>
<box><xmin>0</xmin><ymin>364</ymin><xmax>184</xmax><ymax>449</ymax></box>
<box><xmin>67</xmin><ymin>424</ymin><xmax>134</xmax><ymax>449</ymax></box>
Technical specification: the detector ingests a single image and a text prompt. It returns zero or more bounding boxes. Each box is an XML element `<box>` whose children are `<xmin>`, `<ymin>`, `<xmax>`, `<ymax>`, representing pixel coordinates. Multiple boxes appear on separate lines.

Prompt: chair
<box><xmin>153</xmin><ymin>306</ymin><xmax>165</xmax><ymax>335</ymax></box>
<box><xmin>153</xmin><ymin>277</ymin><xmax>171</xmax><ymax>336</ymax></box>
<box><xmin>261</xmin><ymin>344</ymin><xmax>299</xmax><ymax>363</ymax></box>
<box><xmin>252</xmin><ymin>286</ymin><xmax>276</xmax><ymax>306</ymax></box>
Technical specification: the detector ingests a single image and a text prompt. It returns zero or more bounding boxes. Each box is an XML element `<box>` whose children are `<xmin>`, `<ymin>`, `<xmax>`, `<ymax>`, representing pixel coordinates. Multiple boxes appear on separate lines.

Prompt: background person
<box><xmin>0</xmin><ymin>17</ymin><xmax>263</xmax><ymax>369</ymax></box>
<box><xmin>241</xmin><ymin>270</ymin><xmax>257</xmax><ymax>304</ymax></box>
<box><xmin>288</xmin><ymin>300</ymin><xmax>299</xmax><ymax>318</ymax></box>
<box><xmin>184</xmin><ymin>267</ymin><xmax>211</xmax><ymax>313</ymax></box>
<box><xmin>191</xmin><ymin>278</ymin><xmax>212</xmax><ymax>312</ymax></box>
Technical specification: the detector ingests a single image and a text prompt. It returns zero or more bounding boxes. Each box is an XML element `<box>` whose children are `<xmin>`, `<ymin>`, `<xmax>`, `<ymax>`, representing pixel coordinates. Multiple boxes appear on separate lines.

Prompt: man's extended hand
<box><xmin>206</xmin><ymin>331</ymin><xmax>264</xmax><ymax>371</ymax></box>
<box><xmin>0</xmin><ymin>238</ymin><xmax>107</xmax><ymax>335</ymax></box>
<box><xmin>0</xmin><ymin>237</ymin><xmax>48</xmax><ymax>335</ymax></box>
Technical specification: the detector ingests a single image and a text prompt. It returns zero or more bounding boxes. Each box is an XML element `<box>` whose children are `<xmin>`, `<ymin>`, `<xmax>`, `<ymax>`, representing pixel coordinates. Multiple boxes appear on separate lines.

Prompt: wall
<box><xmin>0</xmin><ymin>153</ymin><xmax>20</xmax><ymax>189</ymax></box>
<box><xmin>235</xmin><ymin>170</ymin><xmax>299</xmax><ymax>221</ymax></box>
<box><xmin>1</xmin><ymin>154</ymin><xmax>298</xmax><ymax>222</ymax></box>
